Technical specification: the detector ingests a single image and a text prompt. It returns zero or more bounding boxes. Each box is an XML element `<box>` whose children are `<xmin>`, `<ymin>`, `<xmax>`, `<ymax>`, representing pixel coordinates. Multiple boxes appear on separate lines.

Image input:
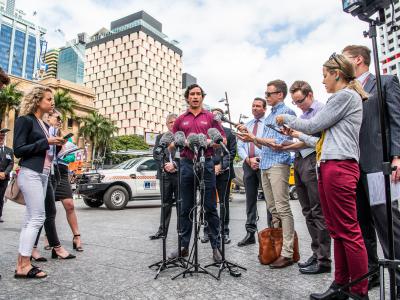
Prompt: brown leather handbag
<box><xmin>258</xmin><ymin>228</ymin><xmax>300</xmax><ymax>265</ymax></box>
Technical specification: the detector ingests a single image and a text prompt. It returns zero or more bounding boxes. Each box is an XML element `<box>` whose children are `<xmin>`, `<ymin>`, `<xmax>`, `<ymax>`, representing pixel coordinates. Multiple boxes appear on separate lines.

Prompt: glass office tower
<box><xmin>0</xmin><ymin>0</ymin><xmax>46</xmax><ymax>79</ymax></box>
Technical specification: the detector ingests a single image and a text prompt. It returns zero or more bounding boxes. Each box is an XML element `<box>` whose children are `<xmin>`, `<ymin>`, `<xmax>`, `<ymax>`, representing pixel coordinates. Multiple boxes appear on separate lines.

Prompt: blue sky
<box><xmin>17</xmin><ymin>0</ymin><xmax>371</xmax><ymax>119</ymax></box>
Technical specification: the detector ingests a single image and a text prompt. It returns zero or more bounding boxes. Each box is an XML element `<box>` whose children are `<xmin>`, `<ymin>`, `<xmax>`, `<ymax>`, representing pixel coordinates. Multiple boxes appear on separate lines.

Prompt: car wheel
<box><xmin>289</xmin><ymin>186</ymin><xmax>298</xmax><ymax>200</ymax></box>
<box><xmin>103</xmin><ymin>185</ymin><xmax>129</xmax><ymax>210</ymax></box>
<box><xmin>83</xmin><ymin>197</ymin><xmax>103</xmax><ymax>208</ymax></box>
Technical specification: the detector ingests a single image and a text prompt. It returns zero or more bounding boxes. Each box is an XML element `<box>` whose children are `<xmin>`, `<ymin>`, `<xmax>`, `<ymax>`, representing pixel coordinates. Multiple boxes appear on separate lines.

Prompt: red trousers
<box><xmin>318</xmin><ymin>160</ymin><xmax>368</xmax><ymax>296</ymax></box>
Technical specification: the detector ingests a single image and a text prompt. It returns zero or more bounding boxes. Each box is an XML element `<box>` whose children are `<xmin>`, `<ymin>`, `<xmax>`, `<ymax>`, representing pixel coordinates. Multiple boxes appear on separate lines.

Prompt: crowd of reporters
<box><xmin>149</xmin><ymin>44</ymin><xmax>400</xmax><ymax>300</ymax></box>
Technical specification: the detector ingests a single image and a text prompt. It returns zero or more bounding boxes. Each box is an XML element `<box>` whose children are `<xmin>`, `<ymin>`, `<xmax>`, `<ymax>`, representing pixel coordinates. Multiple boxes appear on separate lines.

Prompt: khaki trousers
<box><xmin>261</xmin><ymin>164</ymin><xmax>294</xmax><ymax>258</ymax></box>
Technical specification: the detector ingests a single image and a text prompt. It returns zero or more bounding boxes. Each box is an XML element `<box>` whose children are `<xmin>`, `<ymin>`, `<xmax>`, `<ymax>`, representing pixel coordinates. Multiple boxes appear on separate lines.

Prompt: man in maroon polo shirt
<box><xmin>169</xmin><ymin>84</ymin><xmax>226</xmax><ymax>263</ymax></box>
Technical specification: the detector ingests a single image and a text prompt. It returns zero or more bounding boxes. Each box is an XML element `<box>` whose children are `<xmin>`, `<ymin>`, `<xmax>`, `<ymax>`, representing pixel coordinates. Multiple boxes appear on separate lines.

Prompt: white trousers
<box><xmin>17</xmin><ymin>167</ymin><xmax>48</xmax><ymax>256</ymax></box>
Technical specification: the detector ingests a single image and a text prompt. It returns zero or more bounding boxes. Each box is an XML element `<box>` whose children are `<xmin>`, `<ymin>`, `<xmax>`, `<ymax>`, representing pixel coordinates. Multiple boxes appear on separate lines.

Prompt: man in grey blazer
<box><xmin>343</xmin><ymin>45</ymin><xmax>400</xmax><ymax>297</ymax></box>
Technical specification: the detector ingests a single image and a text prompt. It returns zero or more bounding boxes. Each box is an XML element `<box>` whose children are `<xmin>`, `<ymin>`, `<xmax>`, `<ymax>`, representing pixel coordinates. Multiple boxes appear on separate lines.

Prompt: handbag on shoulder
<box><xmin>4</xmin><ymin>175</ymin><xmax>25</xmax><ymax>205</ymax></box>
<box><xmin>258</xmin><ymin>227</ymin><xmax>300</xmax><ymax>265</ymax></box>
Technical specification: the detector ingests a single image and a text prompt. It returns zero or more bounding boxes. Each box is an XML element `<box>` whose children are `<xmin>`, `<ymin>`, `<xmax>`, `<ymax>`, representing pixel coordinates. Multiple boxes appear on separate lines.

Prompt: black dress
<box><xmin>55</xmin><ymin>164</ymin><xmax>73</xmax><ymax>201</ymax></box>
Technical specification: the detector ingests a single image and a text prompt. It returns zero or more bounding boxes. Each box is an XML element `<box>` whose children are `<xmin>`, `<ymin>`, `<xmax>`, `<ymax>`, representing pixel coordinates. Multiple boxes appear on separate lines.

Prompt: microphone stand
<box><xmin>172</xmin><ymin>147</ymin><xmax>218</xmax><ymax>280</ymax></box>
<box><xmin>205</xmin><ymin>149</ymin><xmax>247</xmax><ymax>278</ymax></box>
<box><xmin>167</xmin><ymin>145</ymin><xmax>190</xmax><ymax>269</ymax></box>
<box><xmin>148</xmin><ymin>149</ymin><xmax>181</xmax><ymax>278</ymax></box>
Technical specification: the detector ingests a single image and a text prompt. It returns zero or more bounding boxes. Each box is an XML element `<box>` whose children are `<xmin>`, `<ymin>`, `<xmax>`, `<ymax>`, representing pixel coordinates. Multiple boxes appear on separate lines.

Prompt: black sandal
<box><xmin>51</xmin><ymin>246</ymin><xmax>76</xmax><ymax>259</ymax></box>
<box><xmin>30</xmin><ymin>256</ymin><xmax>47</xmax><ymax>262</ymax></box>
<box><xmin>30</xmin><ymin>246</ymin><xmax>48</xmax><ymax>262</ymax></box>
<box><xmin>14</xmin><ymin>266</ymin><xmax>47</xmax><ymax>279</ymax></box>
<box><xmin>72</xmin><ymin>234</ymin><xmax>83</xmax><ymax>252</ymax></box>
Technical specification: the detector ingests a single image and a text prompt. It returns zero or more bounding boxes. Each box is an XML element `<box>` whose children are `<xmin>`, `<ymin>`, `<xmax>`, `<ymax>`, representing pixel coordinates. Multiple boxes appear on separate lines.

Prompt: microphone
<box><xmin>187</xmin><ymin>133</ymin><xmax>200</xmax><ymax>154</ymax></box>
<box><xmin>174</xmin><ymin>131</ymin><xmax>186</xmax><ymax>149</ymax></box>
<box><xmin>154</xmin><ymin>132</ymin><xmax>174</xmax><ymax>155</ymax></box>
<box><xmin>198</xmin><ymin>133</ymin><xmax>208</xmax><ymax>150</ymax></box>
<box><xmin>208</xmin><ymin>128</ymin><xmax>229</xmax><ymax>154</ymax></box>
<box><xmin>214</xmin><ymin>112</ymin><xmax>240</xmax><ymax>127</ymax></box>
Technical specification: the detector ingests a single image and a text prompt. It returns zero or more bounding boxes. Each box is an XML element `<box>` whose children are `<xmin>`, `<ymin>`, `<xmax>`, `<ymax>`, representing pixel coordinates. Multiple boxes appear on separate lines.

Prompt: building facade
<box><xmin>379</xmin><ymin>0</ymin><xmax>400</xmax><ymax>77</ymax></box>
<box><xmin>84</xmin><ymin>11</ymin><xmax>183</xmax><ymax>136</ymax></box>
<box><xmin>0</xmin><ymin>0</ymin><xmax>46</xmax><ymax>80</ymax></box>
<box><xmin>5</xmin><ymin>75</ymin><xmax>96</xmax><ymax>160</ymax></box>
<box><xmin>43</xmin><ymin>48</ymin><xmax>59</xmax><ymax>79</ymax></box>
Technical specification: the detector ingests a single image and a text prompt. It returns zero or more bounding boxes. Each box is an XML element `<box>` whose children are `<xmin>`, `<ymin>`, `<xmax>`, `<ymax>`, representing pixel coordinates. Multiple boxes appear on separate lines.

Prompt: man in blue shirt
<box><xmin>238</xmin><ymin>80</ymin><xmax>296</xmax><ymax>269</ymax></box>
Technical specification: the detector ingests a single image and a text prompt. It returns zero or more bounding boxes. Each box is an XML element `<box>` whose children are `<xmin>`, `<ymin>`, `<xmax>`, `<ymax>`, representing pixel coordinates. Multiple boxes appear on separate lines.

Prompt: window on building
<box><xmin>389</xmin><ymin>38</ymin><xmax>394</xmax><ymax>44</ymax></box>
<box><xmin>390</xmin><ymin>65</ymin><xmax>397</xmax><ymax>71</ymax></box>
<box><xmin>390</xmin><ymin>47</ymin><xmax>395</xmax><ymax>52</ymax></box>
<box><xmin>0</xmin><ymin>24</ymin><xmax>13</xmax><ymax>71</ymax></box>
<box><xmin>67</xmin><ymin>118</ymin><xmax>73</xmax><ymax>128</ymax></box>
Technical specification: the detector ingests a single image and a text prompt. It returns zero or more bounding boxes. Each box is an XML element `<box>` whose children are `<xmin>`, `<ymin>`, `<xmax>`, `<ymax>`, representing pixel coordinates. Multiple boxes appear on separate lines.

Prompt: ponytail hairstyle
<box><xmin>323</xmin><ymin>53</ymin><xmax>369</xmax><ymax>101</ymax></box>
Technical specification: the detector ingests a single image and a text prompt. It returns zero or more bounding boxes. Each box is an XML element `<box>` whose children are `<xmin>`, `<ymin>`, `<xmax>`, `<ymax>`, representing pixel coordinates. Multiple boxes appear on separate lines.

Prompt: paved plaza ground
<box><xmin>0</xmin><ymin>193</ymin><xmax>384</xmax><ymax>299</ymax></box>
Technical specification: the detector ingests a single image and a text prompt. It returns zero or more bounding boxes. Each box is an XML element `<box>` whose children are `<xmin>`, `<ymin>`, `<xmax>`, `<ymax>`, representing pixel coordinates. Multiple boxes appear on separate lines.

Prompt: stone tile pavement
<box><xmin>0</xmin><ymin>193</ymin><xmax>383</xmax><ymax>299</ymax></box>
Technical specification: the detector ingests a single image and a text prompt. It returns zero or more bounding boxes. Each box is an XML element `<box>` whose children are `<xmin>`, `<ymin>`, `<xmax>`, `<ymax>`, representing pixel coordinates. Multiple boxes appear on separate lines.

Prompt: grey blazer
<box><xmin>359</xmin><ymin>74</ymin><xmax>400</xmax><ymax>173</ymax></box>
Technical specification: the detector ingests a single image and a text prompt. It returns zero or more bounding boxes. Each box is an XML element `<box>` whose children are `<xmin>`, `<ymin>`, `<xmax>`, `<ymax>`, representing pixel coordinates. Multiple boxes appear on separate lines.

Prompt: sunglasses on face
<box><xmin>265</xmin><ymin>91</ymin><xmax>281</xmax><ymax>98</ymax></box>
<box><xmin>292</xmin><ymin>93</ymin><xmax>308</xmax><ymax>105</ymax></box>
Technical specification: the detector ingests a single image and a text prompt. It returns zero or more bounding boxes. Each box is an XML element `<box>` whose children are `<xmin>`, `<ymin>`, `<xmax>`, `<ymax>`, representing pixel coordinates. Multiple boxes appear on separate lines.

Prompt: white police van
<box><xmin>77</xmin><ymin>156</ymin><xmax>160</xmax><ymax>210</ymax></box>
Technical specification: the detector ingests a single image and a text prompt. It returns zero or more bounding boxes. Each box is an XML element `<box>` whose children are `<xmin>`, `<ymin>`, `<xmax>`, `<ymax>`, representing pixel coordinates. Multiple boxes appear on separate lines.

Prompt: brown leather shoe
<box><xmin>269</xmin><ymin>256</ymin><xmax>293</xmax><ymax>269</ymax></box>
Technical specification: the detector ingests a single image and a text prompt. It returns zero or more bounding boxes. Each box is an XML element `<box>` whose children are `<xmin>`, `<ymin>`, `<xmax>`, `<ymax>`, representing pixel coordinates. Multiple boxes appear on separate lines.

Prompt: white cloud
<box><xmin>16</xmin><ymin>0</ymin><xmax>374</xmax><ymax>118</ymax></box>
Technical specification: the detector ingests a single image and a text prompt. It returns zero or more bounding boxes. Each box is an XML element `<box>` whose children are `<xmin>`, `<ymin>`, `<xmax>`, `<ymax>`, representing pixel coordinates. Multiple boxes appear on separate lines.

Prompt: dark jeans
<box><xmin>294</xmin><ymin>153</ymin><xmax>331</xmax><ymax>266</ymax></box>
<box><xmin>356</xmin><ymin>172</ymin><xmax>400</xmax><ymax>285</ymax></box>
<box><xmin>157</xmin><ymin>174</ymin><xmax>178</xmax><ymax>235</ymax></box>
<box><xmin>34</xmin><ymin>175</ymin><xmax>60</xmax><ymax>248</ymax></box>
<box><xmin>0</xmin><ymin>180</ymin><xmax>8</xmax><ymax>218</ymax></box>
<box><xmin>180</xmin><ymin>158</ymin><xmax>220</xmax><ymax>249</ymax></box>
<box><xmin>243</xmin><ymin>161</ymin><xmax>271</xmax><ymax>233</ymax></box>
<box><xmin>204</xmin><ymin>175</ymin><xmax>232</xmax><ymax>237</ymax></box>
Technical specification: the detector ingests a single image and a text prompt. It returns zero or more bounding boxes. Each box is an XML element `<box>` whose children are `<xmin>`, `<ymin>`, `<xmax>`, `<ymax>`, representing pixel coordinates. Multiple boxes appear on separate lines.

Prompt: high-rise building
<box><xmin>0</xmin><ymin>0</ymin><xmax>46</xmax><ymax>80</ymax></box>
<box><xmin>58</xmin><ymin>43</ymin><xmax>85</xmax><ymax>84</ymax></box>
<box><xmin>84</xmin><ymin>11</ymin><xmax>183</xmax><ymax>136</ymax></box>
<box><xmin>379</xmin><ymin>0</ymin><xmax>400</xmax><ymax>77</ymax></box>
<box><xmin>43</xmin><ymin>48</ymin><xmax>59</xmax><ymax>79</ymax></box>
<box><xmin>57</xmin><ymin>33</ymin><xmax>87</xmax><ymax>84</ymax></box>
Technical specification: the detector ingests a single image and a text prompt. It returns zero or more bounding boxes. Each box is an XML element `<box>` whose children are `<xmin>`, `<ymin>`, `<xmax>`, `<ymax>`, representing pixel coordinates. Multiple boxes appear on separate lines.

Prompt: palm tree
<box><xmin>54</xmin><ymin>89</ymin><xmax>78</xmax><ymax>121</ymax></box>
<box><xmin>0</xmin><ymin>82</ymin><xmax>23</xmax><ymax>129</ymax></box>
<box><xmin>79</xmin><ymin>111</ymin><xmax>118</xmax><ymax>160</ymax></box>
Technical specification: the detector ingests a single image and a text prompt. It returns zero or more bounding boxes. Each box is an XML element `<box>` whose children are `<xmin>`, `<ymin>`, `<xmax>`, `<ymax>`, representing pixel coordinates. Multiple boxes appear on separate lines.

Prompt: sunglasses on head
<box><xmin>329</xmin><ymin>52</ymin><xmax>342</xmax><ymax>69</ymax></box>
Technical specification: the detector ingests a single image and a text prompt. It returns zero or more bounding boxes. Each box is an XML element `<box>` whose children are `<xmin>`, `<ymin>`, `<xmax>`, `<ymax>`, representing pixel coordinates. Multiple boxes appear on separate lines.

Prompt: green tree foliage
<box><xmin>79</xmin><ymin>111</ymin><xmax>118</xmax><ymax>160</ymax></box>
<box><xmin>0</xmin><ymin>82</ymin><xmax>23</xmax><ymax>128</ymax></box>
<box><xmin>106</xmin><ymin>135</ymin><xmax>150</xmax><ymax>164</ymax></box>
<box><xmin>54</xmin><ymin>89</ymin><xmax>78</xmax><ymax>121</ymax></box>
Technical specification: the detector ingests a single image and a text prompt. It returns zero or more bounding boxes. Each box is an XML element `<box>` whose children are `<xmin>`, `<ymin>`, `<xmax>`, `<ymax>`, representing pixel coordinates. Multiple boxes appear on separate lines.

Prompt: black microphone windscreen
<box><xmin>198</xmin><ymin>133</ymin><xmax>208</xmax><ymax>148</ymax></box>
<box><xmin>160</xmin><ymin>132</ymin><xmax>174</xmax><ymax>145</ymax></box>
<box><xmin>213</xmin><ymin>112</ymin><xmax>222</xmax><ymax>122</ymax></box>
<box><xmin>174</xmin><ymin>131</ymin><xmax>186</xmax><ymax>148</ymax></box>
<box><xmin>207</xmin><ymin>128</ymin><xmax>223</xmax><ymax>143</ymax></box>
<box><xmin>187</xmin><ymin>133</ymin><xmax>200</xmax><ymax>151</ymax></box>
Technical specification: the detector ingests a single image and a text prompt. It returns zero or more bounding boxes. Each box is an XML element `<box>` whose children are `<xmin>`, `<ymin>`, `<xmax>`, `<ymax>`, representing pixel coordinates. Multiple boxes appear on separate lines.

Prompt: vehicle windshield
<box><xmin>111</xmin><ymin>158</ymin><xmax>141</xmax><ymax>170</ymax></box>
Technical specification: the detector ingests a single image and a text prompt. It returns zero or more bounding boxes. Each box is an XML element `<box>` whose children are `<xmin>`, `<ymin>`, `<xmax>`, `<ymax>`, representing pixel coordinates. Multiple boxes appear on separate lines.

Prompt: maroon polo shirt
<box><xmin>173</xmin><ymin>109</ymin><xmax>226</xmax><ymax>160</ymax></box>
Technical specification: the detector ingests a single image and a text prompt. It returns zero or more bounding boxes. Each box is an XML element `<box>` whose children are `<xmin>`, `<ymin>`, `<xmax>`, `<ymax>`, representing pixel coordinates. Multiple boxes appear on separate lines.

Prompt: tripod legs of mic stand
<box><xmin>149</xmin><ymin>165</ymin><xmax>185</xmax><ymax>279</ymax></box>
<box><xmin>205</xmin><ymin>199</ymin><xmax>246</xmax><ymax>279</ymax></box>
<box><xmin>172</xmin><ymin>160</ymin><xmax>219</xmax><ymax>281</ymax></box>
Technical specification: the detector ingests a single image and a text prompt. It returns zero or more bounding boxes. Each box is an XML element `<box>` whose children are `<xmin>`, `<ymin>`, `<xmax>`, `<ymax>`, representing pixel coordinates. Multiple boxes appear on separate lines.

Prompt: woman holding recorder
<box><xmin>276</xmin><ymin>54</ymin><xmax>369</xmax><ymax>299</ymax></box>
